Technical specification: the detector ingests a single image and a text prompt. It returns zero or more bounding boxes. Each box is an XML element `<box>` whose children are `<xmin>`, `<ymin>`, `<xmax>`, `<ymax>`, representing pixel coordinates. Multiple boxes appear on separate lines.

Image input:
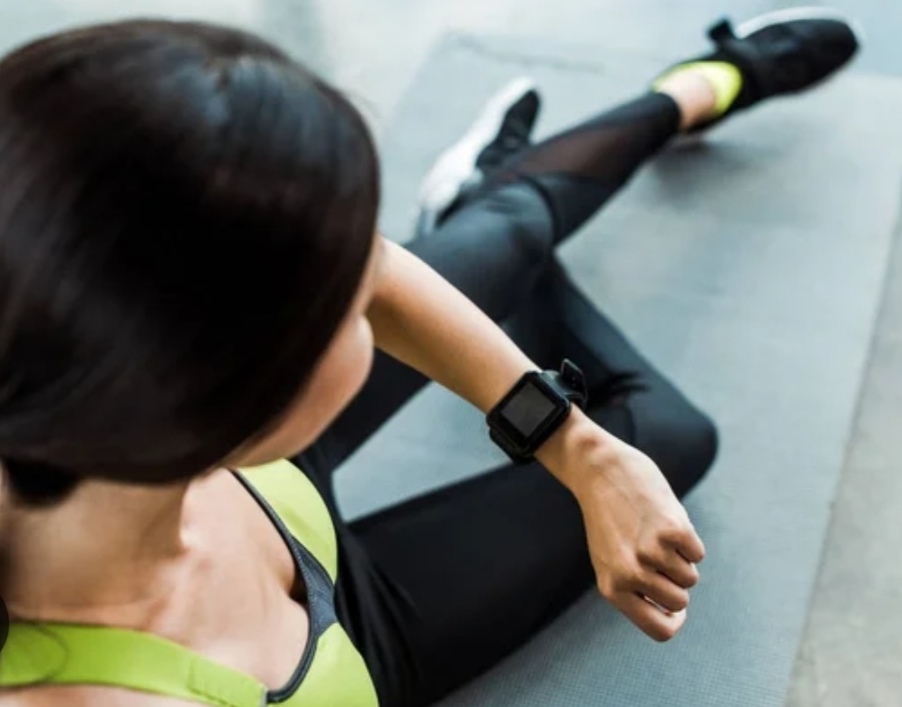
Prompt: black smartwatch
<box><xmin>487</xmin><ymin>360</ymin><xmax>588</xmax><ymax>465</ymax></box>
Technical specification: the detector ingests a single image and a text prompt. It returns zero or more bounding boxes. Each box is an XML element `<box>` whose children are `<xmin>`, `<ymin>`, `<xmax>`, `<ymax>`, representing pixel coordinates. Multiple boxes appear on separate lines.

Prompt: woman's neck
<box><xmin>0</xmin><ymin>474</ymin><xmax>208</xmax><ymax>624</ymax></box>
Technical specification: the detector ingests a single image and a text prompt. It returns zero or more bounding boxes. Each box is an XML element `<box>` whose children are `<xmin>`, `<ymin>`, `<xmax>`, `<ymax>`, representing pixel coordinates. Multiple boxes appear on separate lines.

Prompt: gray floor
<box><xmin>1</xmin><ymin>1</ymin><xmax>900</xmax><ymax>705</ymax></box>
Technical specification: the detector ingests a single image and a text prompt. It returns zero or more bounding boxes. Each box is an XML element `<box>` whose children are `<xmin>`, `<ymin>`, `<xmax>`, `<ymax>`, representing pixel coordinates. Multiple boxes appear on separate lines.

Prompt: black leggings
<box><xmin>294</xmin><ymin>91</ymin><xmax>718</xmax><ymax>707</ymax></box>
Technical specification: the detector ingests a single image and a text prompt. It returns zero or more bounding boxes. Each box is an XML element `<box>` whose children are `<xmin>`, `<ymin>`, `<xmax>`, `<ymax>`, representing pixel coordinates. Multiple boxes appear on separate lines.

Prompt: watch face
<box><xmin>503</xmin><ymin>384</ymin><xmax>558</xmax><ymax>438</ymax></box>
<box><xmin>489</xmin><ymin>373</ymin><xmax>569</xmax><ymax>450</ymax></box>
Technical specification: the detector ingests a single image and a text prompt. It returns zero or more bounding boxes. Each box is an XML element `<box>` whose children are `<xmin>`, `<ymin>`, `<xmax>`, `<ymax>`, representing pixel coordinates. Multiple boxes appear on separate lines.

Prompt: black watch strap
<box><xmin>541</xmin><ymin>359</ymin><xmax>589</xmax><ymax>409</ymax></box>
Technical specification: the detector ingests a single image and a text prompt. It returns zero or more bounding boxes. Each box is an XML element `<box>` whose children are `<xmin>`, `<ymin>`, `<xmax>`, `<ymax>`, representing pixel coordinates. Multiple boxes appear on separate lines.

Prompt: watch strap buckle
<box><xmin>561</xmin><ymin>359</ymin><xmax>588</xmax><ymax>403</ymax></box>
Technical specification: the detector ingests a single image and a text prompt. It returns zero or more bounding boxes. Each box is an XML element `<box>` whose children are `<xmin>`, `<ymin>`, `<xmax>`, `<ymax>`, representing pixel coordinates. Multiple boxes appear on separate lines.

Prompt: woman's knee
<box><xmin>488</xmin><ymin>182</ymin><xmax>556</xmax><ymax>271</ymax></box>
<box><xmin>672</xmin><ymin>404</ymin><xmax>718</xmax><ymax>497</ymax></box>
<box><xmin>445</xmin><ymin>182</ymin><xmax>554</xmax><ymax>271</ymax></box>
<box><xmin>630</xmin><ymin>388</ymin><xmax>719</xmax><ymax>497</ymax></box>
<box><xmin>684</xmin><ymin>407</ymin><xmax>719</xmax><ymax>482</ymax></box>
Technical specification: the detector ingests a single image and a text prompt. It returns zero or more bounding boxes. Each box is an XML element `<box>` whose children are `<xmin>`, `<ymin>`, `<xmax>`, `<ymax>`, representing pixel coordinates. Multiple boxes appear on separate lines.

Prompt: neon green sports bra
<box><xmin>0</xmin><ymin>460</ymin><xmax>380</xmax><ymax>707</ymax></box>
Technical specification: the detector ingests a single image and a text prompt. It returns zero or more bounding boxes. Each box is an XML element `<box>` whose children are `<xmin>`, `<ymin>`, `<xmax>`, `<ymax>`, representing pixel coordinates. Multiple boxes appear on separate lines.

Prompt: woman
<box><xmin>0</xmin><ymin>9</ymin><xmax>858</xmax><ymax>707</ymax></box>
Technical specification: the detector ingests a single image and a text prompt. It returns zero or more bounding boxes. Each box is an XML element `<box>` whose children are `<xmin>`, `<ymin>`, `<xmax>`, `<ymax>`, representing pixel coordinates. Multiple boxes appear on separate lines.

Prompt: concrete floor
<box><xmin>1</xmin><ymin>1</ymin><xmax>900</xmax><ymax>705</ymax></box>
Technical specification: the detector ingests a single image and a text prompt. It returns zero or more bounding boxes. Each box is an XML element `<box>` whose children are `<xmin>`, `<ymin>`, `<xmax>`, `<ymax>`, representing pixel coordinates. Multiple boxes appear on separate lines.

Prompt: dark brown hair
<box><xmin>0</xmin><ymin>21</ymin><xmax>379</xmax><ymax>504</ymax></box>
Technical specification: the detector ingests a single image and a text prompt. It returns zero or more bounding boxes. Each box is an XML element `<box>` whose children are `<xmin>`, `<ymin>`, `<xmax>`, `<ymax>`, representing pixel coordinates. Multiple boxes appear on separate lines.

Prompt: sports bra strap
<box><xmin>0</xmin><ymin>623</ymin><xmax>268</xmax><ymax>707</ymax></box>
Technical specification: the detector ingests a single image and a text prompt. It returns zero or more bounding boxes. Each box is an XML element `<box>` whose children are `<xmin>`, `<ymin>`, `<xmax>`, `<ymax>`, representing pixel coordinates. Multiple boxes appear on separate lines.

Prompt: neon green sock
<box><xmin>652</xmin><ymin>61</ymin><xmax>744</xmax><ymax>117</ymax></box>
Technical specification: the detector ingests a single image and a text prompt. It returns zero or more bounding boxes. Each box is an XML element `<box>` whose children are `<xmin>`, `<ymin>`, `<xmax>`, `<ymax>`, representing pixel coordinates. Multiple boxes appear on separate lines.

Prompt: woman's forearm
<box><xmin>366</xmin><ymin>238</ymin><xmax>611</xmax><ymax>489</ymax></box>
<box><xmin>367</xmin><ymin>238</ymin><xmax>537</xmax><ymax>413</ymax></box>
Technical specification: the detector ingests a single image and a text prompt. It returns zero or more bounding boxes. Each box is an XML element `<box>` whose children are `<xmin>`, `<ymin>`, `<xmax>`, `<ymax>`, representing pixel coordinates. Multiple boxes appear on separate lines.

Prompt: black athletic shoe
<box><xmin>416</xmin><ymin>77</ymin><xmax>541</xmax><ymax>238</ymax></box>
<box><xmin>664</xmin><ymin>7</ymin><xmax>862</xmax><ymax>132</ymax></box>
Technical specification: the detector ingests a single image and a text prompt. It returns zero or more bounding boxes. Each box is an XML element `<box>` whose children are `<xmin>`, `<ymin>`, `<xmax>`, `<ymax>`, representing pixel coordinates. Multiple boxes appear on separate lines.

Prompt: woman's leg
<box><xmin>307</xmin><ymin>7</ymin><xmax>861</xmax><ymax>486</ymax></box>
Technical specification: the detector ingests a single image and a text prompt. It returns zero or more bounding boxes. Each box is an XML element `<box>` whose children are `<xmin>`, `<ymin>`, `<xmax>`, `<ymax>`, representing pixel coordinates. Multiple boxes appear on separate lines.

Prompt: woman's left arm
<box><xmin>367</xmin><ymin>237</ymin><xmax>708</xmax><ymax>644</ymax></box>
<box><xmin>367</xmin><ymin>237</ymin><xmax>611</xmax><ymax>483</ymax></box>
<box><xmin>367</xmin><ymin>238</ymin><xmax>538</xmax><ymax>417</ymax></box>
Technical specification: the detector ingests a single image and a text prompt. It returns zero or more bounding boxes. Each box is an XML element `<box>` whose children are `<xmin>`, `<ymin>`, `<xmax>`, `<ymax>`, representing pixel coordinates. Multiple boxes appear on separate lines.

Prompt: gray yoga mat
<box><xmin>334</xmin><ymin>33</ymin><xmax>902</xmax><ymax>707</ymax></box>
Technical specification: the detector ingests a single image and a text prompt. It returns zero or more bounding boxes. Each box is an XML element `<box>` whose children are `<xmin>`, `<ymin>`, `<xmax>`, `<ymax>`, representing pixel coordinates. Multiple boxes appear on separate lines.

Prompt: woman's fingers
<box><xmin>633</xmin><ymin>572</ymin><xmax>690</xmax><ymax>614</ymax></box>
<box><xmin>639</xmin><ymin>545</ymin><xmax>700</xmax><ymax>589</ymax></box>
<box><xmin>662</xmin><ymin>561</ymin><xmax>699</xmax><ymax>589</ymax></box>
<box><xmin>661</xmin><ymin>518</ymin><xmax>706</xmax><ymax>564</ymax></box>
<box><xmin>614</xmin><ymin>592</ymin><xmax>688</xmax><ymax>643</ymax></box>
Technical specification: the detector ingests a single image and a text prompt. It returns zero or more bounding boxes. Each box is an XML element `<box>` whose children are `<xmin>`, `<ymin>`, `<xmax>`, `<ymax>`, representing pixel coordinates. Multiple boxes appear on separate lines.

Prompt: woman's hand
<box><xmin>537</xmin><ymin>411</ymin><xmax>706</xmax><ymax>642</ymax></box>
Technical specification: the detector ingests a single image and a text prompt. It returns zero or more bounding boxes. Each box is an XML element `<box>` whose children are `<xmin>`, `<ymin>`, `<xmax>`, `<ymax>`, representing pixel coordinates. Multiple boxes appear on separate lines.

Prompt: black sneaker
<box><xmin>416</xmin><ymin>77</ymin><xmax>541</xmax><ymax>238</ymax></box>
<box><xmin>663</xmin><ymin>7</ymin><xmax>862</xmax><ymax>132</ymax></box>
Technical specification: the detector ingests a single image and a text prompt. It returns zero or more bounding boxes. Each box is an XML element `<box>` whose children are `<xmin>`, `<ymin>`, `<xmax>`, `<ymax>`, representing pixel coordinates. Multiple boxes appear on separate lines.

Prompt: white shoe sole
<box><xmin>417</xmin><ymin>76</ymin><xmax>537</xmax><ymax>235</ymax></box>
<box><xmin>735</xmin><ymin>6</ymin><xmax>865</xmax><ymax>44</ymax></box>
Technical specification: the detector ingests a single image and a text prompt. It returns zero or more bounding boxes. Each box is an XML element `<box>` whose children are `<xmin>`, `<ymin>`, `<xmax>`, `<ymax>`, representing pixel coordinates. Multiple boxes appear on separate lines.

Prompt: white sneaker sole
<box><xmin>735</xmin><ymin>6</ymin><xmax>865</xmax><ymax>44</ymax></box>
<box><xmin>417</xmin><ymin>76</ymin><xmax>537</xmax><ymax>235</ymax></box>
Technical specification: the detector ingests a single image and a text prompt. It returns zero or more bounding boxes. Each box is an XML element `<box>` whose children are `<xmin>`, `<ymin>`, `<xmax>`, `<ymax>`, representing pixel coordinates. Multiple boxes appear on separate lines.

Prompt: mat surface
<box><xmin>334</xmin><ymin>34</ymin><xmax>902</xmax><ymax>706</ymax></box>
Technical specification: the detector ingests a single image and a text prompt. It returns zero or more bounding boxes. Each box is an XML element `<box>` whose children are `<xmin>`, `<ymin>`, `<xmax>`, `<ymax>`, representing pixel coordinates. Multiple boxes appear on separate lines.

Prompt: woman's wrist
<box><xmin>534</xmin><ymin>407</ymin><xmax>620</xmax><ymax>495</ymax></box>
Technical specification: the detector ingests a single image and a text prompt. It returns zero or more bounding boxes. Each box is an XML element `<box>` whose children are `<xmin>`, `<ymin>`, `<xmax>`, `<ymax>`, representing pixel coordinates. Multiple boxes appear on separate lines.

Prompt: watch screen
<box><xmin>501</xmin><ymin>383</ymin><xmax>558</xmax><ymax>438</ymax></box>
